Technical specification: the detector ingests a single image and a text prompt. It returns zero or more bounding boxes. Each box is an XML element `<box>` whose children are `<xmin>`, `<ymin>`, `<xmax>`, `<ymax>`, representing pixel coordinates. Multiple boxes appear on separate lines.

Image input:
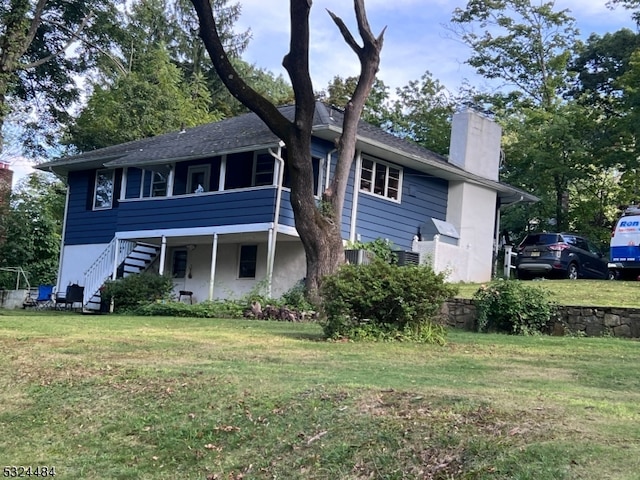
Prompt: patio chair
<box><xmin>55</xmin><ymin>284</ymin><xmax>85</xmax><ymax>311</ymax></box>
<box><xmin>24</xmin><ymin>285</ymin><xmax>54</xmax><ymax>309</ymax></box>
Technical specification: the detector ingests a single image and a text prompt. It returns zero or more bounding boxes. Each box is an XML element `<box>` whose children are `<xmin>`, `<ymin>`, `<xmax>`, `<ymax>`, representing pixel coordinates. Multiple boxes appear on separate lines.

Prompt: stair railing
<box><xmin>83</xmin><ymin>238</ymin><xmax>136</xmax><ymax>306</ymax></box>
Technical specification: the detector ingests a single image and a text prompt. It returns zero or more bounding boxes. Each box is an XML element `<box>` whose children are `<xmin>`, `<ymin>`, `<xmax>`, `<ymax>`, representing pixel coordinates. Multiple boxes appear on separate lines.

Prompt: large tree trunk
<box><xmin>190</xmin><ymin>0</ymin><xmax>384</xmax><ymax>302</ymax></box>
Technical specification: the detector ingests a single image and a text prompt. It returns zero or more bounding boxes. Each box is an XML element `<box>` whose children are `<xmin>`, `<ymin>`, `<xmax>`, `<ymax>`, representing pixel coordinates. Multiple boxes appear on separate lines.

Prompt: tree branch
<box><xmin>189</xmin><ymin>0</ymin><xmax>290</xmax><ymax>139</ymax></box>
<box><xmin>21</xmin><ymin>13</ymin><xmax>95</xmax><ymax>70</ymax></box>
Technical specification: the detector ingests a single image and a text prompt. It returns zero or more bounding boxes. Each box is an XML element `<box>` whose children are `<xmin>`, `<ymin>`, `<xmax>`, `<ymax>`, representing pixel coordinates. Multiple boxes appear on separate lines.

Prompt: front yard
<box><xmin>1</xmin><ymin>310</ymin><xmax>639</xmax><ymax>479</ymax></box>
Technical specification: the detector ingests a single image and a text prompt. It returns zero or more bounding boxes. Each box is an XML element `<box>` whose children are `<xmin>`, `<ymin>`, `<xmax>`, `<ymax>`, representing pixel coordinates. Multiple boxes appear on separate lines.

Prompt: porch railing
<box><xmin>83</xmin><ymin>238</ymin><xmax>136</xmax><ymax>306</ymax></box>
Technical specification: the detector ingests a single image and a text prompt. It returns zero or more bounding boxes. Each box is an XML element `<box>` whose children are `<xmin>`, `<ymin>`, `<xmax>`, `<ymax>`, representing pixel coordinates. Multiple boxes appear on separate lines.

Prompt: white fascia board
<box><xmin>313</xmin><ymin>124</ymin><xmax>537</xmax><ymax>203</ymax></box>
<box><xmin>116</xmin><ymin>223</ymin><xmax>276</xmax><ymax>240</ymax></box>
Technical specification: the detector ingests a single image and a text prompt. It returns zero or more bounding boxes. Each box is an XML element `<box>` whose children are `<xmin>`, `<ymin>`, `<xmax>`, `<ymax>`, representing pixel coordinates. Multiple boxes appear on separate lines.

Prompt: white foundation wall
<box><xmin>58</xmin><ymin>243</ymin><xmax>109</xmax><ymax>291</ymax></box>
<box><xmin>412</xmin><ymin>238</ymin><xmax>471</xmax><ymax>283</ymax></box>
<box><xmin>446</xmin><ymin>182</ymin><xmax>497</xmax><ymax>282</ymax></box>
<box><xmin>169</xmin><ymin>241</ymin><xmax>306</xmax><ymax>302</ymax></box>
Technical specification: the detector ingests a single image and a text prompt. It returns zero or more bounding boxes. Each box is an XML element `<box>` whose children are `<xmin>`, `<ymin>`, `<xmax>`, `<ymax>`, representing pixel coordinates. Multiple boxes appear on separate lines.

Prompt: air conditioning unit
<box><xmin>394</xmin><ymin>250</ymin><xmax>420</xmax><ymax>266</ymax></box>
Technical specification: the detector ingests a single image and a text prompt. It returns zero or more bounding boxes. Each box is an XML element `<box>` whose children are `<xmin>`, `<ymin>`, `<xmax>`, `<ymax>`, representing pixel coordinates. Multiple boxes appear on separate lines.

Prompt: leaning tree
<box><xmin>189</xmin><ymin>0</ymin><xmax>384</xmax><ymax>301</ymax></box>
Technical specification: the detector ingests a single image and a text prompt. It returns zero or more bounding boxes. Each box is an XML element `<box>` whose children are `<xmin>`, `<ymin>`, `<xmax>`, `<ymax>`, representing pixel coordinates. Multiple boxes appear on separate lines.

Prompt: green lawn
<box><xmin>1</xmin><ymin>311</ymin><xmax>639</xmax><ymax>479</ymax></box>
<box><xmin>455</xmin><ymin>279</ymin><xmax>640</xmax><ymax>307</ymax></box>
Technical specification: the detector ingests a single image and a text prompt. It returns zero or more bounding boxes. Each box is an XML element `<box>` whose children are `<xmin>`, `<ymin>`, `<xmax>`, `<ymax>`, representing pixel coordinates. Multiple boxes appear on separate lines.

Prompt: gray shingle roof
<box><xmin>37</xmin><ymin>101</ymin><xmax>537</xmax><ymax>203</ymax></box>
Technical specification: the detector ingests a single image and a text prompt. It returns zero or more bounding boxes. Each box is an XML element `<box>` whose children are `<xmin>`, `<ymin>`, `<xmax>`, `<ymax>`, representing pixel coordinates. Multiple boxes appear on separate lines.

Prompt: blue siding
<box><xmin>355</xmin><ymin>166</ymin><xmax>448</xmax><ymax>251</ymax></box>
<box><xmin>278</xmin><ymin>190</ymin><xmax>296</xmax><ymax>228</ymax></box>
<box><xmin>65</xmin><ymin>172</ymin><xmax>278</xmax><ymax>245</ymax></box>
<box><xmin>126</xmin><ymin>168</ymin><xmax>143</xmax><ymax>198</ymax></box>
<box><xmin>65</xmin><ymin>170</ymin><xmax>119</xmax><ymax>244</ymax></box>
<box><xmin>116</xmin><ymin>188</ymin><xmax>277</xmax><ymax>232</ymax></box>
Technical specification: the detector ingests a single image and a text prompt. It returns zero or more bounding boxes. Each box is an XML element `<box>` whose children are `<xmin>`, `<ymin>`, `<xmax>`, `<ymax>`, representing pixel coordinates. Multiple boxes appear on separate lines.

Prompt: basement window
<box><xmin>238</xmin><ymin>245</ymin><xmax>258</xmax><ymax>278</ymax></box>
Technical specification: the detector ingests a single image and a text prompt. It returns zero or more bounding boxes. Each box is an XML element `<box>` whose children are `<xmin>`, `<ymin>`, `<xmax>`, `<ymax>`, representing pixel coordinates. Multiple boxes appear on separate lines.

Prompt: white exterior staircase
<box><xmin>82</xmin><ymin>239</ymin><xmax>161</xmax><ymax>312</ymax></box>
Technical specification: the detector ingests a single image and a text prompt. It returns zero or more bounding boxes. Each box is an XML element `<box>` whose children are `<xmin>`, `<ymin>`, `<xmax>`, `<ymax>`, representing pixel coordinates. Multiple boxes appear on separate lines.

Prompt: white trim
<box><xmin>56</xmin><ymin>185</ymin><xmax>70</xmax><ymax>292</ymax></box>
<box><xmin>115</xmin><ymin>222</ymin><xmax>277</xmax><ymax>240</ymax></box>
<box><xmin>118</xmin><ymin>185</ymin><xmax>276</xmax><ymax>203</ymax></box>
<box><xmin>208</xmin><ymin>233</ymin><xmax>218</xmax><ymax>300</ymax></box>
<box><xmin>139</xmin><ymin>169</ymin><xmax>145</xmax><ymax>198</ymax></box>
<box><xmin>186</xmin><ymin>164</ymin><xmax>211</xmax><ymax>193</ymax></box>
<box><xmin>167</xmin><ymin>164</ymin><xmax>175</xmax><ymax>197</ymax></box>
<box><xmin>359</xmin><ymin>156</ymin><xmax>403</xmax><ymax>203</ymax></box>
<box><xmin>218</xmin><ymin>154</ymin><xmax>226</xmax><ymax>192</ymax></box>
<box><xmin>120</xmin><ymin>167</ymin><xmax>128</xmax><ymax>201</ymax></box>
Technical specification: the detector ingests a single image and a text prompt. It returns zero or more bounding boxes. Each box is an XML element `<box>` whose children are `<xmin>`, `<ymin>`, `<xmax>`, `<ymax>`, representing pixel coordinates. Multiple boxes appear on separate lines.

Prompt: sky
<box><xmin>233</xmin><ymin>0</ymin><xmax>637</xmax><ymax>95</ymax></box>
<box><xmin>4</xmin><ymin>0</ymin><xmax>638</xmax><ymax>187</ymax></box>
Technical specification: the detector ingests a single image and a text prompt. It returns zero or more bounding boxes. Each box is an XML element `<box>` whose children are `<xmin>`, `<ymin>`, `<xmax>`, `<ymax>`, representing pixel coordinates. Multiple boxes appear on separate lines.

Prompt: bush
<box><xmin>134</xmin><ymin>300</ymin><xmax>244</xmax><ymax>318</ymax></box>
<box><xmin>320</xmin><ymin>259</ymin><xmax>457</xmax><ymax>343</ymax></box>
<box><xmin>473</xmin><ymin>280</ymin><xmax>557</xmax><ymax>335</ymax></box>
<box><xmin>101</xmin><ymin>273</ymin><xmax>174</xmax><ymax>313</ymax></box>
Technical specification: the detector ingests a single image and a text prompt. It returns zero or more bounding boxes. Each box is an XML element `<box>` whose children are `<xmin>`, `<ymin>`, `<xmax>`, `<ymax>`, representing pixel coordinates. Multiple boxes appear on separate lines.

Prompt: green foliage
<box><xmin>321</xmin><ymin>259</ymin><xmax>457</xmax><ymax>343</ymax></box>
<box><xmin>134</xmin><ymin>299</ymin><xmax>244</xmax><ymax>318</ymax></box>
<box><xmin>473</xmin><ymin>280</ymin><xmax>557</xmax><ymax>335</ymax></box>
<box><xmin>0</xmin><ymin>173</ymin><xmax>65</xmax><ymax>288</ymax></box>
<box><xmin>280</xmin><ymin>280</ymin><xmax>315</xmax><ymax>312</ymax></box>
<box><xmin>101</xmin><ymin>273</ymin><xmax>174</xmax><ymax>313</ymax></box>
<box><xmin>345</xmin><ymin>237</ymin><xmax>397</xmax><ymax>263</ymax></box>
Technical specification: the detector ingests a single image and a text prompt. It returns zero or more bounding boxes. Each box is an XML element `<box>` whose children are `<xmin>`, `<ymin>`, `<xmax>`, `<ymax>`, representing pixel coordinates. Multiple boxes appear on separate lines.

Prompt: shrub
<box><xmin>134</xmin><ymin>300</ymin><xmax>244</xmax><ymax>318</ymax></box>
<box><xmin>101</xmin><ymin>273</ymin><xmax>174</xmax><ymax>313</ymax></box>
<box><xmin>345</xmin><ymin>237</ymin><xmax>397</xmax><ymax>263</ymax></box>
<box><xmin>280</xmin><ymin>280</ymin><xmax>314</xmax><ymax>312</ymax></box>
<box><xmin>320</xmin><ymin>259</ymin><xmax>458</xmax><ymax>343</ymax></box>
<box><xmin>473</xmin><ymin>280</ymin><xmax>557</xmax><ymax>335</ymax></box>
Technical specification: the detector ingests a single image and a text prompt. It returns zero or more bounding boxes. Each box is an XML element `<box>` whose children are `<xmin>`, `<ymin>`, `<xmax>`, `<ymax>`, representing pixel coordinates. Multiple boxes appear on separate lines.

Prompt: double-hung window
<box><xmin>360</xmin><ymin>158</ymin><xmax>402</xmax><ymax>201</ymax></box>
<box><xmin>93</xmin><ymin>169</ymin><xmax>115</xmax><ymax>210</ymax></box>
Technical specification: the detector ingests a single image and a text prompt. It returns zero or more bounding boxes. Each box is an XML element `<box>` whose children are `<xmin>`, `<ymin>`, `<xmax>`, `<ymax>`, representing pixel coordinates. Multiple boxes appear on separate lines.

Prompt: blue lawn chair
<box><xmin>34</xmin><ymin>285</ymin><xmax>54</xmax><ymax>309</ymax></box>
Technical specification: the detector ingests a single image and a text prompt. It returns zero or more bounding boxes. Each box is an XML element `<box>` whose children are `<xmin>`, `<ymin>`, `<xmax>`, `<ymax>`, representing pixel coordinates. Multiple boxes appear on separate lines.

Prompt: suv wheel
<box><xmin>567</xmin><ymin>263</ymin><xmax>579</xmax><ymax>280</ymax></box>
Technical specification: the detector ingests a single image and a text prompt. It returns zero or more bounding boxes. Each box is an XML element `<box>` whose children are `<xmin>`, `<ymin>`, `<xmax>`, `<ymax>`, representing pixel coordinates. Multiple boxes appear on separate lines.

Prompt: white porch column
<box><xmin>208</xmin><ymin>233</ymin><xmax>219</xmax><ymax>300</ymax></box>
<box><xmin>158</xmin><ymin>236</ymin><xmax>167</xmax><ymax>275</ymax></box>
<box><xmin>266</xmin><ymin>227</ymin><xmax>275</xmax><ymax>298</ymax></box>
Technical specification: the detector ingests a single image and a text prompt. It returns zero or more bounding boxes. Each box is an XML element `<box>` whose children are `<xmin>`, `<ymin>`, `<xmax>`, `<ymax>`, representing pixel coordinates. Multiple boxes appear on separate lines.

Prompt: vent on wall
<box><xmin>393</xmin><ymin>250</ymin><xmax>420</xmax><ymax>266</ymax></box>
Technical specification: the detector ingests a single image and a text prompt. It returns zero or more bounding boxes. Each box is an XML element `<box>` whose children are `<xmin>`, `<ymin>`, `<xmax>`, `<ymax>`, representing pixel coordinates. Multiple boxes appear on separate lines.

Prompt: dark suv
<box><xmin>515</xmin><ymin>232</ymin><xmax>611</xmax><ymax>280</ymax></box>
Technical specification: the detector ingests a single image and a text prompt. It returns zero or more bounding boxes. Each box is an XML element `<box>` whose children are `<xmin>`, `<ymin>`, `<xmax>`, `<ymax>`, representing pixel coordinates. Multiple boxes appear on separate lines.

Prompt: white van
<box><xmin>609</xmin><ymin>206</ymin><xmax>640</xmax><ymax>280</ymax></box>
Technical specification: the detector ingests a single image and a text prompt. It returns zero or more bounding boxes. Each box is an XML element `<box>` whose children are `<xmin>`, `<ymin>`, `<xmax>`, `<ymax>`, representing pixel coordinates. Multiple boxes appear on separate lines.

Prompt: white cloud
<box><xmin>232</xmin><ymin>0</ymin><xmax>636</xmax><ymax>95</ymax></box>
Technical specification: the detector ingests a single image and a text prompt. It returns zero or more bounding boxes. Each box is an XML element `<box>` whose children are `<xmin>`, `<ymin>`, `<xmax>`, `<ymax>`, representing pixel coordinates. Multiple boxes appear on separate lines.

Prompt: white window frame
<box><xmin>187</xmin><ymin>165</ymin><xmax>211</xmax><ymax>193</ymax></box>
<box><xmin>150</xmin><ymin>170</ymin><xmax>168</xmax><ymax>197</ymax></box>
<box><xmin>93</xmin><ymin>169</ymin><xmax>115</xmax><ymax>210</ymax></box>
<box><xmin>359</xmin><ymin>157</ymin><xmax>402</xmax><ymax>202</ymax></box>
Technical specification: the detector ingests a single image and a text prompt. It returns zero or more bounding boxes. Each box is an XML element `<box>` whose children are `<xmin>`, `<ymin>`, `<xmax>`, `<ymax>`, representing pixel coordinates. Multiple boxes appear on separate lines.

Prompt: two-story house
<box><xmin>38</xmin><ymin>102</ymin><xmax>536</xmax><ymax>311</ymax></box>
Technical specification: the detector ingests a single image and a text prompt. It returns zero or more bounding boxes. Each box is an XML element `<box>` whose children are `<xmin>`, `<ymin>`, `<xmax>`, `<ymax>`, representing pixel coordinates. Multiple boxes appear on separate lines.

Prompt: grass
<box><xmin>1</xmin><ymin>310</ymin><xmax>640</xmax><ymax>479</ymax></box>
<box><xmin>455</xmin><ymin>279</ymin><xmax>640</xmax><ymax>307</ymax></box>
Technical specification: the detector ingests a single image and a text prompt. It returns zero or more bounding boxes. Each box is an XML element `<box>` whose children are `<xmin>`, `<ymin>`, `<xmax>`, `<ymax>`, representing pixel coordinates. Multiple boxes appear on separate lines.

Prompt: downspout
<box><xmin>55</xmin><ymin>182</ymin><xmax>70</xmax><ymax>292</ymax></box>
<box><xmin>325</xmin><ymin>149</ymin><xmax>337</xmax><ymax>192</ymax></box>
<box><xmin>266</xmin><ymin>142</ymin><xmax>286</xmax><ymax>298</ymax></box>
<box><xmin>158</xmin><ymin>235</ymin><xmax>167</xmax><ymax>275</ymax></box>
<box><xmin>349</xmin><ymin>150</ymin><xmax>363</xmax><ymax>243</ymax></box>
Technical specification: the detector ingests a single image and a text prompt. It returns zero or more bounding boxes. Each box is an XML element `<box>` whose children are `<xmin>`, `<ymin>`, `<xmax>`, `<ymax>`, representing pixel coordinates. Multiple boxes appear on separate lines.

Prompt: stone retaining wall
<box><xmin>442</xmin><ymin>298</ymin><xmax>640</xmax><ymax>338</ymax></box>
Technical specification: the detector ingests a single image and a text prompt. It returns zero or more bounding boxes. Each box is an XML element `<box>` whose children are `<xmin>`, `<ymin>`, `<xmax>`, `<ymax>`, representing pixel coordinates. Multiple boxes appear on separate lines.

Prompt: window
<box><xmin>238</xmin><ymin>245</ymin><xmax>258</xmax><ymax>278</ymax></box>
<box><xmin>187</xmin><ymin>165</ymin><xmax>211</xmax><ymax>193</ymax></box>
<box><xmin>150</xmin><ymin>171</ymin><xmax>167</xmax><ymax>197</ymax></box>
<box><xmin>360</xmin><ymin>158</ymin><xmax>401</xmax><ymax>201</ymax></box>
<box><xmin>93</xmin><ymin>169</ymin><xmax>115</xmax><ymax>210</ymax></box>
<box><xmin>171</xmin><ymin>249</ymin><xmax>188</xmax><ymax>278</ymax></box>
<box><xmin>254</xmin><ymin>154</ymin><xmax>274</xmax><ymax>186</ymax></box>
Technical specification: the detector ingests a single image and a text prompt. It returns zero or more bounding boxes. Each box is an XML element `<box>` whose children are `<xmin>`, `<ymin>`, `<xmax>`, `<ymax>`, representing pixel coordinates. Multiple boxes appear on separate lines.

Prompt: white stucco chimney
<box><xmin>448</xmin><ymin>108</ymin><xmax>501</xmax><ymax>181</ymax></box>
<box><xmin>444</xmin><ymin>108</ymin><xmax>502</xmax><ymax>282</ymax></box>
